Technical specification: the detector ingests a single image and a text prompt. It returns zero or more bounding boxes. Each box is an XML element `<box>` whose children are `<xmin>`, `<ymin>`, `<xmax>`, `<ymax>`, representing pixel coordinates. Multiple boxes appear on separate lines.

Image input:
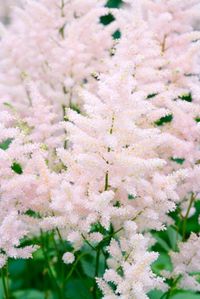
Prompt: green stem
<box><xmin>163</xmin><ymin>275</ymin><xmax>182</xmax><ymax>299</ymax></box>
<box><xmin>104</xmin><ymin>171</ymin><xmax>109</xmax><ymax>191</ymax></box>
<box><xmin>104</xmin><ymin>114</ymin><xmax>115</xmax><ymax>192</ymax></box>
<box><xmin>56</xmin><ymin>228</ymin><xmax>65</xmax><ymax>249</ymax></box>
<box><xmin>182</xmin><ymin>193</ymin><xmax>195</xmax><ymax>241</ymax></box>
<box><xmin>101</xmin><ymin>248</ymin><xmax>107</xmax><ymax>271</ymax></box>
<box><xmin>52</xmin><ymin>233</ymin><xmax>65</xmax><ymax>298</ymax></box>
<box><xmin>64</xmin><ymin>252</ymin><xmax>87</xmax><ymax>282</ymax></box>
<box><xmin>62</xmin><ymin>104</ymin><xmax>68</xmax><ymax>149</ymax></box>
<box><xmin>1</xmin><ymin>266</ymin><xmax>9</xmax><ymax>299</ymax></box>
<box><xmin>96</xmin><ymin>211</ymin><xmax>142</xmax><ymax>250</ymax></box>
<box><xmin>160</xmin><ymin>294</ymin><xmax>167</xmax><ymax>299</ymax></box>
<box><xmin>40</xmin><ymin>232</ymin><xmax>63</xmax><ymax>299</ymax></box>
<box><xmin>81</xmin><ymin>234</ymin><xmax>96</xmax><ymax>250</ymax></box>
<box><xmin>5</xmin><ymin>264</ymin><xmax>9</xmax><ymax>298</ymax></box>
<box><xmin>93</xmin><ymin>248</ymin><xmax>101</xmax><ymax>299</ymax></box>
<box><xmin>52</xmin><ymin>232</ymin><xmax>60</xmax><ymax>254</ymax></box>
<box><xmin>60</xmin><ymin>0</ymin><xmax>65</xmax><ymax>17</ymax></box>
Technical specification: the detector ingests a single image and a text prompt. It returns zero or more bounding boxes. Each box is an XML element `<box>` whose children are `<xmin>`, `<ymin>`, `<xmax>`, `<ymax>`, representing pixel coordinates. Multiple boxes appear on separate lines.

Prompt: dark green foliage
<box><xmin>101</xmin><ymin>0</ymin><xmax>122</xmax><ymax>42</ymax></box>
<box><xmin>106</xmin><ymin>0</ymin><xmax>122</xmax><ymax>8</ymax></box>
<box><xmin>69</xmin><ymin>103</ymin><xmax>81</xmax><ymax>114</ymax></box>
<box><xmin>11</xmin><ymin>162</ymin><xmax>23</xmax><ymax>174</ymax></box>
<box><xmin>65</xmin><ymin>278</ymin><xmax>93</xmax><ymax>299</ymax></box>
<box><xmin>149</xmin><ymin>290</ymin><xmax>200</xmax><ymax>299</ymax></box>
<box><xmin>155</xmin><ymin>114</ymin><xmax>173</xmax><ymax>126</ymax></box>
<box><xmin>178</xmin><ymin>92</ymin><xmax>192</xmax><ymax>102</ymax></box>
<box><xmin>112</xmin><ymin>30</ymin><xmax>121</xmax><ymax>39</ymax></box>
<box><xmin>151</xmin><ymin>226</ymin><xmax>181</xmax><ymax>253</ymax></box>
<box><xmin>152</xmin><ymin>252</ymin><xmax>172</xmax><ymax>275</ymax></box>
<box><xmin>170</xmin><ymin>157</ymin><xmax>185</xmax><ymax>165</ymax></box>
<box><xmin>146</xmin><ymin>93</ymin><xmax>158</xmax><ymax>99</ymax></box>
<box><xmin>12</xmin><ymin>290</ymin><xmax>45</xmax><ymax>299</ymax></box>
<box><xmin>0</xmin><ymin>138</ymin><xmax>12</xmax><ymax>150</ymax></box>
<box><xmin>183</xmin><ymin>201</ymin><xmax>200</xmax><ymax>235</ymax></box>
<box><xmin>100</xmin><ymin>13</ymin><xmax>115</xmax><ymax>25</ymax></box>
<box><xmin>128</xmin><ymin>194</ymin><xmax>136</xmax><ymax>200</ymax></box>
<box><xmin>59</xmin><ymin>25</ymin><xmax>65</xmax><ymax>39</ymax></box>
<box><xmin>25</xmin><ymin>210</ymin><xmax>41</xmax><ymax>219</ymax></box>
<box><xmin>114</xmin><ymin>200</ymin><xmax>121</xmax><ymax>207</ymax></box>
<box><xmin>80</xmin><ymin>246</ymin><xmax>105</xmax><ymax>278</ymax></box>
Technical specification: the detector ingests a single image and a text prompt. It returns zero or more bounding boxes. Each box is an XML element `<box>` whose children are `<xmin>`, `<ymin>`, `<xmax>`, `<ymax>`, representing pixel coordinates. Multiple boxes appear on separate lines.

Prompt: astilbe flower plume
<box><xmin>43</xmin><ymin>34</ymin><xmax>192</xmax><ymax>296</ymax></box>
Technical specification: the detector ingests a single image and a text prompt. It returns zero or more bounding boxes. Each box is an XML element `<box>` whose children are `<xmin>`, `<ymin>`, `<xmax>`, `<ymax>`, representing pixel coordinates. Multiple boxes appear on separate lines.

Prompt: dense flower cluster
<box><xmin>169</xmin><ymin>233</ymin><xmax>200</xmax><ymax>292</ymax></box>
<box><xmin>0</xmin><ymin>0</ymin><xmax>200</xmax><ymax>298</ymax></box>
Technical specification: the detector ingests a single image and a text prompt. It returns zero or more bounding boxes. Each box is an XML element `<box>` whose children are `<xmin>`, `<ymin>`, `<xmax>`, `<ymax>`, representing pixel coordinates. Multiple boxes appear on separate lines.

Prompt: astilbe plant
<box><xmin>0</xmin><ymin>1</ymin><xmax>200</xmax><ymax>299</ymax></box>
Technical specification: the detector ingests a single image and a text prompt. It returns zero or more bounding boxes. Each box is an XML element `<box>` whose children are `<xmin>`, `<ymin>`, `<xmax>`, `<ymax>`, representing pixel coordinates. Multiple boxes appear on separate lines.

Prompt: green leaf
<box><xmin>100</xmin><ymin>13</ymin><xmax>115</xmax><ymax>25</ymax></box>
<box><xmin>11</xmin><ymin>162</ymin><xmax>23</xmax><ymax>174</ymax></box>
<box><xmin>13</xmin><ymin>289</ymin><xmax>44</xmax><ymax>299</ymax></box>
<box><xmin>171</xmin><ymin>291</ymin><xmax>200</xmax><ymax>299</ymax></box>
<box><xmin>59</xmin><ymin>24</ymin><xmax>65</xmax><ymax>38</ymax></box>
<box><xmin>178</xmin><ymin>92</ymin><xmax>192</xmax><ymax>102</ymax></box>
<box><xmin>152</xmin><ymin>252</ymin><xmax>172</xmax><ymax>275</ymax></box>
<box><xmin>167</xmin><ymin>226</ymin><xmax>179</xmax><ymax>251</ymax></box>
<box><xmin>0</xmin><ymin>138</ymin><xmax>12</xmax><ymax>150</ymax></box>
<box><xmin>152</xmin><ymin>234</ymin><xmax>171</xmax><ymax>252</ymax></box>
<box><xmin>152</xmin><ymin>226</ymin><xmax>181</xmax><ymax>253</ymax></box>
<box><xmin>3</xmin><ymin>102</ymin><xmax>14</xmax><ymax>109</ymax></box>
<box><xmin>25</xmin><ymin>210</ymin><xmax>41</xmax><ymax>219</ymax></box>
<box><xmin>32</xmin><ymin>248</ymin><xmax>44</xmax><ymax>261</ymax></box>
<box><xmin>155</xmin><ymin>114</ymin><xmax>173</xmax><ymax>126</ymax></box>
<box><xmin>65</xmin><ymin>278</ymin><xmax>93</xmax><ymax>299</ymax></box>
<box><xmin>148</xmin><ymin>290</ymin><xmax>164</xmax><ymax>299</ymax></box>
<box><xmin>9</xmin><ymin>260</ymin><xmax>26</xmax><ymax>277</ymax></box>
<box><xmin>112</xmin><ymin>30</ymin><xmax>121</xmax><ymax>39</ymax></box>
<box><xmin>146</xmin><ymin>93</ymin><xmax>158</xmax><ymax>99</ymax></box>
<box><xmin>114</xmin><ymin>200</ymin><xmax>121</xmax><ymax>207</ymax></box>
<box><xmin>183</xmin><ymin>201</ymin><xmax>200</xmax><ymax>234</ymax></box>
<box><xmin>81</xmin><ymin>246</ymin><xmax>105</xmax><ymax>278</ymax></box>
<box><xmin>170</xmin><ymin>157</ymin><xmax>185</xmax><ymax>165</ymax></box>
<box><xmin>128</xmin><ymin>194</ymin><xmax>136</xmax><ymax>200</ymax></box>
<box><xmin>69</xmin><ymin>103</ymin><xmax>81</xmax><ymax>114</ymax></box>
<box><xmin>81</xmin><ymin>256</ymin><xmax>95</xmax><ymax>278</ymax></box>
<box><xmin>81</xmin><ymin>253</ymin><xmax>105</xmax><ymax>279</ymax></box>
<box><xmin>0</xmin><ymin>281</ymin><xmax>4</xmax><ymax>299</ymax></box>
<box><xmin>195</xmin><ymin>117</ymin><xmax>200</xmax><ymax>123</ymax></box>
<box><xmin>149</xmin><ymin>290</ymin><xmax>200</xmax><ymax>299</ymax></box>
<box><xmin>106</xmin><ymin>0</ymin><xmax>122</xmax><ymax>8</ymax></box>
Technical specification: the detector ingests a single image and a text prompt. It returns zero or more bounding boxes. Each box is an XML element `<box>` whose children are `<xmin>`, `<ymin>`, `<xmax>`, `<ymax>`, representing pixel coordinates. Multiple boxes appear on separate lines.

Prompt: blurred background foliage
<box><xmin>106</xmin><ymin>0</ymin><xmax>122</xmax><ymax>8</ymax></box>
<box><xmin>0</xmin><ymin>0</ymin><xmax>200</xmax><ymax>298</ymax></box>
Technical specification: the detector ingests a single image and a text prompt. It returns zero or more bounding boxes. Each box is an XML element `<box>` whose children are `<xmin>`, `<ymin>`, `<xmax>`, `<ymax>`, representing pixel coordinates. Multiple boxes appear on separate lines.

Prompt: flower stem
<box><xmin>64</xmin><ymin>252</ymin><xmax>87</xmax><ymax>283</ymax></box>
<box><xmin>1</xmin><ymin>265</ymin><xmax>9</xmax><ymax>299</ymax></box>
<box><xmin>104</xmin><ymin>171</ymin><xmax>109</xmax><ymax>191</ymax></box>
<box><xmin>40</xmin><ymin>231</ymin><xmax>64</xmax><ymax>299</ymax></box>
<box><xmin>182</xmin><ymin>193</ymin><xmax>195</xmax><ymax>241</ymax></box>
<box><xmin>93</xmin><ymin>247</ymin><xmax>101</xmax><ymax>299</ymax></box>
